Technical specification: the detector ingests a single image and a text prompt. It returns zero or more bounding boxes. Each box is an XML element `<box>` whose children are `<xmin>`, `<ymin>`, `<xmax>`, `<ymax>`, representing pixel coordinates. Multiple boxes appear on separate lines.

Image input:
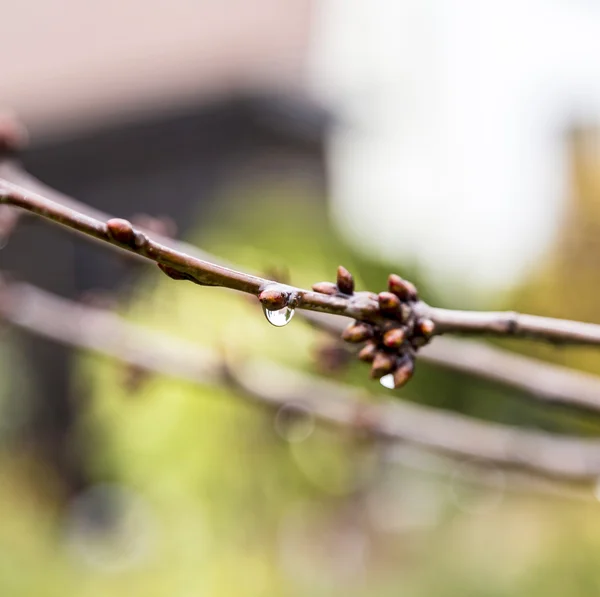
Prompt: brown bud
<box><xmin>382</xmin><ymin>327</ymin><xmax>405</xmax><ymax>349</ymax></box>
<box><xmin>418</xmin><ymin>318</ymin><xmax>435</xmax><ymax>338</ymax></box>
<box><xmin>158</xmin><ymin>263</ymin><xmax>189</xmax><ymax>281</ymax></box>
<box><xmin>378</xmin><ymin>291</ymin><xmax>401</xmax><ymax>314</ymax></box>
<box><xmin>106</xmin><ymin>218</ymin><xmax>135</xmax><ymax>244</ymax></box>
<box><xmin>312</xmin><ymin>281</ymin><xmax>339</xmax><ymax>295</ymax></box>
<box><xmin>388</xmin><ymin>274</ymin><xmax>418</xmax><ymax>301</ymax></box>
<box><xmin>336</xmin><ymin>266</ymin><xmax>355</xmax><ymax>295</ymax></box>
<box><xmin>371</xmin><ymin>351</ymin><xmax>396</xmax><ymax>378</ymax></box>
<box><xmin>393</xmin><ymin>357</ymin><xmax>415</xmax><ymax>388</ymax></box>
<box><xmin>341</xmin><ymin>322</ymin><xmax>374</xmax><ymax>343</ymax></box>
<box><xmin>358</xmin><ymin>341</ymin><xmax>378</xmax><ymax>362</ymax></box>
<box><xmin>258</xmin><ymin>287</ymin><xmax>288</xmax><ymax>311</ymax></box>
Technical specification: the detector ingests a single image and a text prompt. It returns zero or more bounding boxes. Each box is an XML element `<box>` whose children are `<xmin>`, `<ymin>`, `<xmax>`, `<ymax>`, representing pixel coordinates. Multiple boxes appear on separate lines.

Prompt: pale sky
<box><xmin>309</xmin><ymin>0</ymin><xmax>600</xmax><ymax>298</ymax></box>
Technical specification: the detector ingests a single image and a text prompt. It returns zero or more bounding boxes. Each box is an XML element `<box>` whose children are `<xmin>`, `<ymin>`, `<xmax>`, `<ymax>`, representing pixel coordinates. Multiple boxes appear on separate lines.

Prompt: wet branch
<box><xmin>3</xmin><ymin>173</ymin><xmax>600</xmax><ymax>347</ymax></box>
<box><xmin>3</xmin><ymin>162</ymin><xmax>600</xmax><ymax>394</ymax></box>
<box><xmin>427</xmin><ymin>306</ymin><xmax>600</xmax><ymax>345</ymax></box>
<box><xmin>0</xmin><ymin>176</ymin><xmax>381</xmax><ymax>320</ymax></box>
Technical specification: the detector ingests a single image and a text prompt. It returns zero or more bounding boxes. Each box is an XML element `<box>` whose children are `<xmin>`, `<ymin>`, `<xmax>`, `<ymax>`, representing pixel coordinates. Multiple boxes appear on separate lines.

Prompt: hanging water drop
<box><xmin>379</xmin><ymin>374</ymin><xmax>395</xmax><ymax>390</ymax></box>
<box><xmin>263</xmin><ymin>304</ymin><xmax>295</xmax><ymax>327</ymax></box>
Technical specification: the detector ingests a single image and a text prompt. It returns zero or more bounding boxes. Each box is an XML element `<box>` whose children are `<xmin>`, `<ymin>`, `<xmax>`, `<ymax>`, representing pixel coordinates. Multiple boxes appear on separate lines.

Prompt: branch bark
<box><xmin>3</xmin><ymin>171</ymin><xmax>600</xmax><ymax>351</ymax></box>
<box><xmin>0</xmin><ymin>176</ymin><xmax>382</xmax><ymax>320</ymax></box>
<box><xmin>426</xmin><ymin>306</ymin><xmax>600</xmax><ymax>345</ymax></box>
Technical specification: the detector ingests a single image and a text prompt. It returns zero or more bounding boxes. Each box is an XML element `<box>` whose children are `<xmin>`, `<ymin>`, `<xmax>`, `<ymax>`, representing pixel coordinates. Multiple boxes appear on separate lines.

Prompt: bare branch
<box><xmin>425</xmin><ymin>306</ymin><xmax>600</xmax><ymax>345</ymax></box>
<box><xmin>3</xmin><ymin>161</ymin><xmax>600</xmax><ymax>396</ymax></box>
<box><xmin>422</xmin><ymin>337</ymin><xmax>600</xmax><ymax>414</ymax></box>
<box><xmin>3</xmin><ymin>279</ymin><xmax>600</xmax><ymax>484</ymax></box>
<box><xmin>0</xmin><ymin>176</ymin><xmax>382</xmax><ymax>320</ymax></box>
<box><xmin>230</xmin><ymin>360</ymin><xmax>600</xmax><ymax>483</ymax></box>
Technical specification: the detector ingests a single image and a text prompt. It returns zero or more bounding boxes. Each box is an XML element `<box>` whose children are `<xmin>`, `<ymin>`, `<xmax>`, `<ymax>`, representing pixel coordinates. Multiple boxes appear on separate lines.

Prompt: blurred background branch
<box><xmin>3</xmin><ymin>278</ymin><xmax>600</xmax><ymax>484</ymax></box>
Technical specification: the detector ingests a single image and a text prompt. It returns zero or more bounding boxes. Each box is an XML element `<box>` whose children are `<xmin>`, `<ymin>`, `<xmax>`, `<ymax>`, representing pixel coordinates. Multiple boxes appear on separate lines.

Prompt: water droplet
<box><xmin>263</xmin><ymin>305</ymin><xmax>295</xmax><ymax>327</ymax></box>
<box><xmin>379</xmin><ymin>374</ymin><xmax>395</xmax><ymax>389</ymax></box>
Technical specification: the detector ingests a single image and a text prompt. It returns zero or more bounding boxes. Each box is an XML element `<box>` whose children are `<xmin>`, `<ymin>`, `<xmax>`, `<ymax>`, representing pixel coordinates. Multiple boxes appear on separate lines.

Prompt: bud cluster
<box><xmin>312</xmin><ymin>268</ymin><xmax>434</xmax><ymax>389</ymax></box>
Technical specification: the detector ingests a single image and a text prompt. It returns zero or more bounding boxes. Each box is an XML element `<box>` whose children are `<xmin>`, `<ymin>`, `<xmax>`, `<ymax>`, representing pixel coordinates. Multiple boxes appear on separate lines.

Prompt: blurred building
<box><xmin>1</xmin><ymin>0</ymin><xmax>313</xmax><ymax>139</ymax></box>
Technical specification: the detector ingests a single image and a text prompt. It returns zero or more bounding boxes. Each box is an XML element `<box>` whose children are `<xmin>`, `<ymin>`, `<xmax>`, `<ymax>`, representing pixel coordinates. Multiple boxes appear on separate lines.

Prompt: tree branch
<box><xmin>3</xmin><ymin>161</ymin><xmax>600</xmax><ymax>395</ymax></box>
<box><xmin>3</xmin><ymin>279</ymin><xmax>600</xmax><ymax>484</ymax></box>
<box><xmin>426</xmin><ymin>306</ymin><xmax>600</xmax><ymax>345</ymax></box>
<box><xmin>0</xmin><ymin>176</ymin><xmax>382</xmax><ymax>320</ymax></box>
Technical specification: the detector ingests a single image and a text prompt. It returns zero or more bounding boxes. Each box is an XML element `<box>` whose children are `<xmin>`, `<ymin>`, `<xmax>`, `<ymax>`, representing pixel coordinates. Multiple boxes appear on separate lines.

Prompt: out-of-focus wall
<box><xmin>309</xmin><ymin>0</ymin><xmax>600</xmax><ymax>298</ymax></box>
<box><xmin>0</xmin><ymin>0</ymin><xmax>313</xmax><ymax>137</ymax></box>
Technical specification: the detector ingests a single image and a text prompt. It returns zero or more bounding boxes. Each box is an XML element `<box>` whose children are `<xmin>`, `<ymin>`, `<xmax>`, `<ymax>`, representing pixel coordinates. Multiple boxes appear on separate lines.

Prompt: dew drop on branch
<box><xmin>263</xmin><ymin>305</ymin><xmax>295</xmax><ymax>327</ymax></box>
<box><xmin>379</xmin><ymin>374</ymin><xmax>395</xmax><ymax>390</ymax></box>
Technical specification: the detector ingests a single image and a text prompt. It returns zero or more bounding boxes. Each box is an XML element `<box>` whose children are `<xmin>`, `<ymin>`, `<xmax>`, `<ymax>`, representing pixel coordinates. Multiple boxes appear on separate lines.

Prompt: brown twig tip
<box><xmin>371</xmin><ymin>351</ymin><xmax>396</xmax><ymax>378</ymax></box>
<box><xmin>388</xmin><ymin>274</ymin><xmax>418</xmax><ymax>301</ymax></box>
<box><xmin>357</xmin><ymin>341</ymin><xmax>378</xmax><ymax>362</ymax></box>
<box><xmin>383</xmin><ymin>327</ymin><xmax>406</xmax><ymax>349</ymax></box>
<box><xmin>341</xmin><ymin>322</ymin><xmax>374</xmax><ymax>343</ymax></box>
<box><xmin>378</xmin><ymin>291</ymin><xmax>401</xmax><ymax>314</ymax></box>
<box><xmin>258</xmin><ymin>287</ymin><xmax>289</xmax><ymax>311</ymax></box>
<box><xmin>106</xmin><ymin>218</ymin><xmax>135</xmax><ymax>244</ymax></box>
<box><xmin>336</xmin><ymin>266</ymin><xmax>354</xmax><ymax>295</ymax></box>
<box><xmin>393</xmin><ymin>357</ymin><xmax>415</xmax><ymax>388</ymax></box>
<box><xmin>312</xmin><ymin>281</ymin><xmax>339</xmax><ymax>295</ymax></box>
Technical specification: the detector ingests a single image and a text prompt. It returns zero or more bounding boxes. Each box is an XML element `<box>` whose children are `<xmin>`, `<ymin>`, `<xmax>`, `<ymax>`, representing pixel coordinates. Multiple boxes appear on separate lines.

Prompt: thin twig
<box><xmin>426</xmin><ymin>306</ymin><xmax>600</xmax><ymax>345</ymax></box>
<box><xmin>0</xmin><ymin>176</ymin><xmax>381</xmax><ymax>320</ymax></box>
<box><xmin>3</xmin><ymin>279</ymin><xmax>600</xmax><ymax>484</ymax></box>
